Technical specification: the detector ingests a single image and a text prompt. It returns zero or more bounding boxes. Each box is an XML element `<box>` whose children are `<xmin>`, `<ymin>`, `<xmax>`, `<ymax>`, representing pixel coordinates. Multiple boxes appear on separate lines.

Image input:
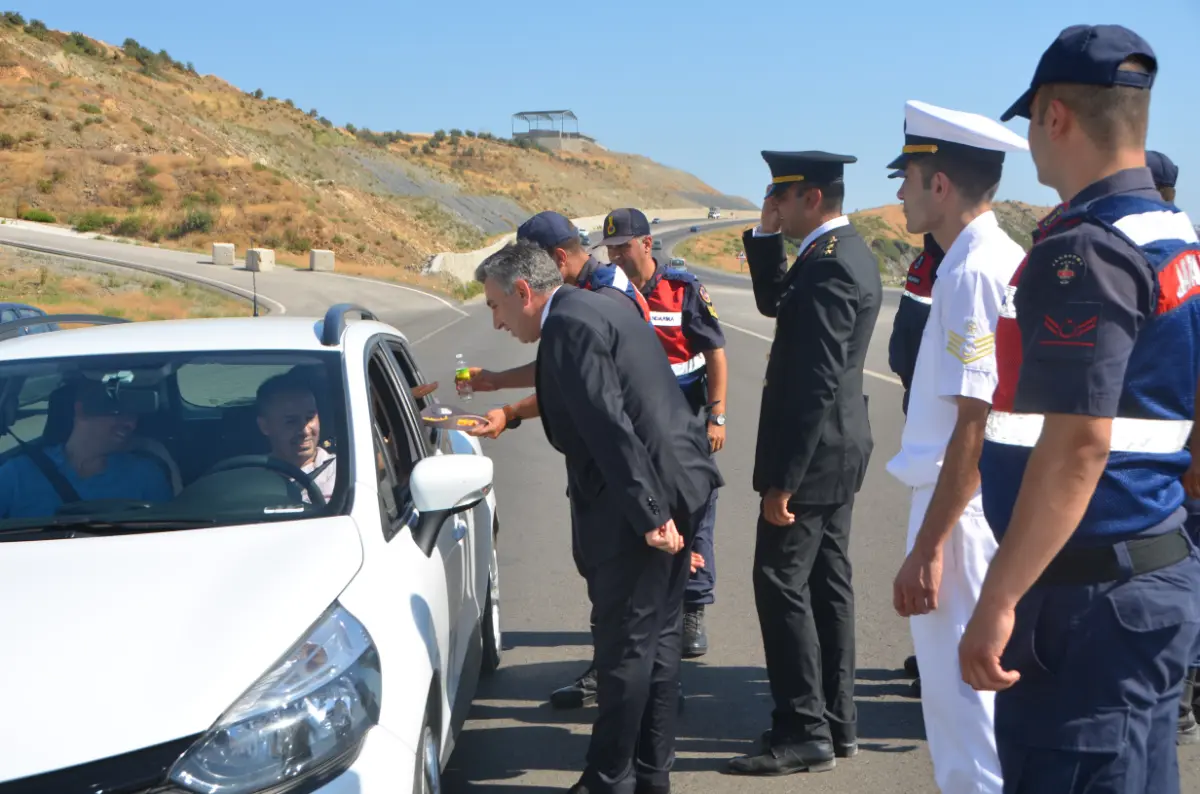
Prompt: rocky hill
<box><xmin>0</xmin><ymin>14</ymin><xmax>753</xmax><ymax>288</ymax></box>
<box><xmin>675</xmin><ymin>200</ymin><xmax>1053</xmax><ymax>284</ymax></box>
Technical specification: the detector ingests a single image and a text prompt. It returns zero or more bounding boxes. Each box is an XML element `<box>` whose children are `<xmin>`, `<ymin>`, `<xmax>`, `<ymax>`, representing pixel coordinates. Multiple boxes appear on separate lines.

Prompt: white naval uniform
<box><xmin>886</xmin><ymin>210</ymin><xmax>1023</xmax><ymax>794</ymax></box>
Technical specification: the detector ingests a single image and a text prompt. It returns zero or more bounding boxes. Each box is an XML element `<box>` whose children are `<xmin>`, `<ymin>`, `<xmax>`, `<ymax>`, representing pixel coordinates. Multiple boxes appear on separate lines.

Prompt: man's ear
<box><xmin>515</xmin><ymin>279</ymin><xmax>532</xmax><ymax>305</ymax></box>
<box><xmin>256</xmin><ymin>415</ymin><xmax>268</xmax><ymax>436</ymax></box>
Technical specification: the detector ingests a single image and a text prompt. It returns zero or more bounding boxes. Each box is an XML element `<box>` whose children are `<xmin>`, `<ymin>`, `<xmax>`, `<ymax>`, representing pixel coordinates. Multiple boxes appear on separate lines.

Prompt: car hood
<box><xmin>0</xmin><ymin>517</ymin><xmax>364</xmax><ymax>784</ymax></box>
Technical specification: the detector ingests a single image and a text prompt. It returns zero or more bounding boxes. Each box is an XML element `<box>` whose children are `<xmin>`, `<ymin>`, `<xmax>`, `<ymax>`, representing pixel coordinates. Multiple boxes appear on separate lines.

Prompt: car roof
<box><xmin>0</xmin><ymin>315</ymin><xmax>406</xmax><ymax>362</ymax></box>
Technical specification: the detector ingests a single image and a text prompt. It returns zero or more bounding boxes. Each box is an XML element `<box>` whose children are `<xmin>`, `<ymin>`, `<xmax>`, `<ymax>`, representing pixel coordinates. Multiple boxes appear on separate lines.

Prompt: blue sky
<box><xmin>32</xmin><ymin>0</ymin><xmax>1200</xmax><ymax>218</ymax></box>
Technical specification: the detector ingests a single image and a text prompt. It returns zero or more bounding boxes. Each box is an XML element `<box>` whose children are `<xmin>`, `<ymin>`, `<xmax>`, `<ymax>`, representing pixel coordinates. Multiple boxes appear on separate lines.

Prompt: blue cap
<box><xmin>595</xmin><ymin>208</ymin><xmax>651</xmax><ymax>247</ymax></box>
<box><xmin>517</xmin><ymin>211</ymin><xmax>578</xmax><ymax>250</ymax></box>
<box><xmin>887</xmin><ymin>169</ymin><xmax>905</xmax><ymax>179</ymax></box>
<box><xmin>1146</xmin><ymin>150</ymin><xmax>1178</xmax><ymax>188</ymax></box>
<box><xmin>1001</xmin><ymin>24</ymin><xmax>1157</xmax><ymax>122</ymax></box>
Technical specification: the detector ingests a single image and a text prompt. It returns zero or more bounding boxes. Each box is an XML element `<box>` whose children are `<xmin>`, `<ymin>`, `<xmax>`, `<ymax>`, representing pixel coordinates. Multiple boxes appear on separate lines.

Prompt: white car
<box><xmin>0</xmin><ymin>304</ymin><xmax>501</xmax><ymax>794</ymax></box>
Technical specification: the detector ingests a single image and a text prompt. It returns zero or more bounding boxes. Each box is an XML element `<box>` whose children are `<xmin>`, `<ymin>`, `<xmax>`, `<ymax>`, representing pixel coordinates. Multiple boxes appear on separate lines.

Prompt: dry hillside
<box><xmin>676</xmin><ymin>200</ymin><xmax>1053</xmax><ymax>284</ymax></box>
<box><xmin>0</xmin><ymin>14</ymin><xmax>752</xmax><ymax>289</ymax></box>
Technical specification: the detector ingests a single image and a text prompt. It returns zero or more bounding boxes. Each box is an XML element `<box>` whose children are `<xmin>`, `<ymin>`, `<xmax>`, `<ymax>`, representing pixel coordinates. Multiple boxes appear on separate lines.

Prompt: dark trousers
<box><xmin>685</xmin><ymin>485</ymin><xmax>718</xmax><ymax>605</ymax></box>
<box><xmin>995</xmin><ymin>550</ymin><xmax>1200</xmax><ymax>794</ymax></box>
<box><xmin>752</xmin><ymin>498</ymin><xmax>857</xmax><ymax>744</ymax></box>
<box><xmin>580</xmin><ymin>504</ymin><xmax>702</xmax><ymax>794</ymax></box>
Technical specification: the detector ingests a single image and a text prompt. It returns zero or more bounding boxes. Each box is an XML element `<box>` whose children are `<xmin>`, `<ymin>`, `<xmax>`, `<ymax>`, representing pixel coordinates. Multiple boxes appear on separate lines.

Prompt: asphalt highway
<box><xmin>3</xmin><ymin>219</ymin><xmax>1197</xmax><ymax>793</ymax></box>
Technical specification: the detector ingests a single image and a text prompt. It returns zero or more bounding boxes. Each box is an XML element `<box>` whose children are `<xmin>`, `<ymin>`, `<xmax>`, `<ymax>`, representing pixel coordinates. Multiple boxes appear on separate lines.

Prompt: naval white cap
<box><xmin>886</xmin><ymin>99</ymin><xmax>1029</xmax><ymax>172</ymax></box>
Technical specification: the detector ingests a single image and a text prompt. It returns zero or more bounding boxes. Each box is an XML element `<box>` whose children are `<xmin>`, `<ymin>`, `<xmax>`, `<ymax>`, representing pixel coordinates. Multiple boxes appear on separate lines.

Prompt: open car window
<box><xmin>0</xmin><ymin>350</ymin><xmax>349</xmax><ymax>539</ymax></box>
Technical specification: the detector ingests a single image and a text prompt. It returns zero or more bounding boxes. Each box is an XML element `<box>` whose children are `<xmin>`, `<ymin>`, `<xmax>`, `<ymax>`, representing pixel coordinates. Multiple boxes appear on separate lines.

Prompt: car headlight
<box><xmin>166</xmin><ymin>603</ymin><xmax>381</xmax><ymax>794</ymax></box>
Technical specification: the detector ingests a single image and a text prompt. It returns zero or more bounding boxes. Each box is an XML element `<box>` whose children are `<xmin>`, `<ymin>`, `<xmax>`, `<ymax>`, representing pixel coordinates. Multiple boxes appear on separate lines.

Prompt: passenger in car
<box><xmin>0</xmin><ymin>381</ymin><xmax>172</xmax><ymax>519</ymax></box>
<box><xmin>255</xmin><ymin>373</ymin><xmax>336</xmax><ymax>503</ymax></box>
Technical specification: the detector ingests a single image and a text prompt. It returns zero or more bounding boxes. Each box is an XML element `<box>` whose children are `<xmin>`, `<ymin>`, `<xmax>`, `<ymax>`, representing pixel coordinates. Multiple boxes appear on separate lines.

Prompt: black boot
<box><xmin>683</xmin><ymin>604</ymin><xmax>708</xmax><ymax>658</ymax></box>
<box><xmin>1180</xmin><ymin>667</ymin><xmax>1200</xmax><ymax>745</ymax></box>
<box><xmin>550</xmin><ymin>665</ymin><xmax>598</xmax><ymax>709</ymax></box>
<box><xmin>903</xmin><ymin>655</ymin><xmax>919</xmax><ymax>678</ymax></box>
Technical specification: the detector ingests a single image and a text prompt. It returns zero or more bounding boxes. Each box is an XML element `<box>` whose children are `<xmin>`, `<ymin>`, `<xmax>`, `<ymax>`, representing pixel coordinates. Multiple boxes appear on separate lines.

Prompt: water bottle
<box><xmin>454</xmin><ymin>353</ymin><xmax>473</xmax><ymax>400</ymax></box>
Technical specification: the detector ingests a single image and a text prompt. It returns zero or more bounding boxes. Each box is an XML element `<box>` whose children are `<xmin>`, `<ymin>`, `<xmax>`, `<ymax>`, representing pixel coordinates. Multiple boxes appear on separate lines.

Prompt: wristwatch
<box><xmin>709</xmin><ymin>413</ymin><xmax>726</xmax><ymax>426</ymax></box>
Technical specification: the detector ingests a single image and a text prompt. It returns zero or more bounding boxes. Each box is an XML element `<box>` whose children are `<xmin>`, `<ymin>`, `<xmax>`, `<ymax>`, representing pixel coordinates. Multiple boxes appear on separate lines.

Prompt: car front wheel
<box><xmin>414</xmin><ymin>714</ymin><xmax>441</xmax><ymax>794</ymax></box>
<box><xmin>481</xmin><ymin>538</ymin><xmax>502</xmax><ymax>674</ymax></box>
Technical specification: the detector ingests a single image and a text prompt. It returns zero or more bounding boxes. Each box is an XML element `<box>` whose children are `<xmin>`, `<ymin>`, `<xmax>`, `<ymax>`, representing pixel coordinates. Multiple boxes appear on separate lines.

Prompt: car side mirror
<box><xmin>408</xmin><ymin>454</ymin><xmax>493</xmax><ymax>557</ymax></box>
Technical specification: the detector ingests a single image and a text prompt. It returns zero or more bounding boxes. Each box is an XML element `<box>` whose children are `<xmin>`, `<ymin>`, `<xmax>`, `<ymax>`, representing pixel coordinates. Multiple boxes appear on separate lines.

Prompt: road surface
<box><xmin>3</xmin><ymin>220</ymin><xmax>1197</xmax><ymax>794</ymax></box>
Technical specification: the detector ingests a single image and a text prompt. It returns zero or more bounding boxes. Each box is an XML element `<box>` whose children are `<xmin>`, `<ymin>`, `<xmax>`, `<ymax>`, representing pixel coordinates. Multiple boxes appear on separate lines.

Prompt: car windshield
<box><xmin>0</xmin><ymin>350</ymin><xmax>349</xmax><ymax>540</ymax></box>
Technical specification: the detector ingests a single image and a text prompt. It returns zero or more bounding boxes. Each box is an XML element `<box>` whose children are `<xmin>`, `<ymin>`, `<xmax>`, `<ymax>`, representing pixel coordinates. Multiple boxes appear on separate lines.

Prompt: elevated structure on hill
<box><xmin>512</xmin><ymin>109</ymin><xmax>595</xmax><ymax>152</ymax></box>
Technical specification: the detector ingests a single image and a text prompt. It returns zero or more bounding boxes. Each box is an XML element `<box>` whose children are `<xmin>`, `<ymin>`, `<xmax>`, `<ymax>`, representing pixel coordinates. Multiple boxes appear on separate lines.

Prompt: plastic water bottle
<box><xmin>454</xmin><ymin>353</ymin><xmax>473</xmax><ymax>400</ymax></box>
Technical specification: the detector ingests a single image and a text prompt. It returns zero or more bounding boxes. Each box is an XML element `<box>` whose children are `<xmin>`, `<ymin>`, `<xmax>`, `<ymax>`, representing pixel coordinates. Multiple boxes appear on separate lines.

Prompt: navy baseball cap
<box><xmin>1001</xmin><ymin>24</ymin><xmax>1157</xmax><ymax>122</ymax></box>
<box><xmin>517</xmin><ymin>211</ymin><xmax>578</xmax><ymax>250</ymax></box>
<box><xmin>1146</xmin><ymin>150</ymin><xmax>1178</xmax><ymax>188</ymax></box>
<box><xmin>595</xmin><ymin>208</ymin><xmax>651</xmax><ymax>247</ymax></box>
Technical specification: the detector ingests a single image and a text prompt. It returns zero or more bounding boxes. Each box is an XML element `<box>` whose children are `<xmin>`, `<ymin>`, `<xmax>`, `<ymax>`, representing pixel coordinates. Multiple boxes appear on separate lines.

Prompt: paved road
<box><xmin>5</xmin><ymin>220</ymin><xmax>1198</xmax><ymax>793</ymax></box>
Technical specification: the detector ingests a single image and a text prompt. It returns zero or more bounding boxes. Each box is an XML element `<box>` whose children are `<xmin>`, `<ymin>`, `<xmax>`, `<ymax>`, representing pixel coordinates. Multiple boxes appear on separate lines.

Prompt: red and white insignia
<box><xmin>1052</xmin><ymin>253</ymin><xmax>1084</xmax><ymax>285</ymax></box>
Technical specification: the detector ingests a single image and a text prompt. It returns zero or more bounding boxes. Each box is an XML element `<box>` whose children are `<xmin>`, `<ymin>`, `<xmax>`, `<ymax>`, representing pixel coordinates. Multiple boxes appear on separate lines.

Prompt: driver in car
<box><xmin>0</xmin><ymin>381</ymin><xmax>172</xmax><ymax>519</ymax></box>
<box><xmin>255</xmin><ymin>373</ymin><xmax>336</xmax><ymax>503</ymax></box>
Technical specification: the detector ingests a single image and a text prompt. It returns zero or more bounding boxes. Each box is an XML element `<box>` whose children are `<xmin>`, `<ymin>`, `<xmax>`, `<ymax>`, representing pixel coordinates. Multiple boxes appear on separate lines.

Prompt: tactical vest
<box><xmin>580</xmin><ymin>262</ymin><xmax>652</xmax><ymax>323</ymax></box>
<box><xmin>980</xmin><ymin>197</ymin><xmax>1200</xmax><ymax>542</ymax></box>
<box><xmin>645</xmin><ymin>269</ymin><xmax>707</xmax><ymax>387</ymax></box>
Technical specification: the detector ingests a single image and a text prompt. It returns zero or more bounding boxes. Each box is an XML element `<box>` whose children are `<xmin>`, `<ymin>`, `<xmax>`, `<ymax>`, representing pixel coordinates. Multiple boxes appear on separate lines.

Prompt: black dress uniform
<box><xmin>732</xmin><ymin>151</ymin><xmax>883</xmax><ymax>775</ymax></box>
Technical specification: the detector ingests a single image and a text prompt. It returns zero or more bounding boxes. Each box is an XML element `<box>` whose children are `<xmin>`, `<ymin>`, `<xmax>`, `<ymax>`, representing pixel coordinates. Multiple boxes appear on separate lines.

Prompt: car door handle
<box><xmin>452</xmin><ymin>516</ymin><xmax>468</xmax><ymax>542</ymax></box>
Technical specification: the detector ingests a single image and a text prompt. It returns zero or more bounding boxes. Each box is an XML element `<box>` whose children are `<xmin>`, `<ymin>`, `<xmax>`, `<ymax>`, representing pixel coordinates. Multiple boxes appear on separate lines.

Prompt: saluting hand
<box><xmin>893</xmin><ymin>545</ymin><xmax>943</xmax><ymax>617</ymax></box>
<box><xmin>959</xmin><ymin>601</ymin><xmax>1021</xmax><ymax>692</ymax></box>
<box><xmin>760</xmin><ymin>196</ymin><xmax>782</xmax><ymax>235</ymax></box>
<box><xmin>466</xmin><ymin>407</ymin><xmax>507</xmax><ymax>440</ymax></box>
<box><xmin>645</xmin><ymin>519</ymin><xmax>685</xmax><ymax>554</ymax></box>
<box><xmin>762</xmin><ymin>488</ymin><xmax>794</xmax><ymax>527</ymax></box>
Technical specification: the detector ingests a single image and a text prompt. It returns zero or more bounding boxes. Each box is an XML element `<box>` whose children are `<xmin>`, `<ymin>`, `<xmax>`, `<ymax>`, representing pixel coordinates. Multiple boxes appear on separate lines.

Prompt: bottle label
<box><xmin>455</xmin><ymin>367</ymin><xmax>470</xmax><ymax>381</ymax></box>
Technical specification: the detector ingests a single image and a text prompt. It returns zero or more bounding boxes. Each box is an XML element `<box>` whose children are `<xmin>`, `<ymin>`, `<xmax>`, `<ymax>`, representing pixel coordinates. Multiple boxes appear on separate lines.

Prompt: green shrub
<box><xmin>71</xmin><ymin>211</ymin><xmax>117</xmax><ymax>233</ymax></box>
<box><xmin>20</xmin><ymin>208</ymin><xmax>56</xmax><ymax>223</ymax></box>
<box><xmin>168</xmin><ymin>209</ymin><xmax>214</xmax><ymax>239</ymax></box>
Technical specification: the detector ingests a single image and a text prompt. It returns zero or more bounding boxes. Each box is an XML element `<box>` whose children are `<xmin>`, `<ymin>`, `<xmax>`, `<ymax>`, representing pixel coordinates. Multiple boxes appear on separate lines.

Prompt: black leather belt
<box><xmin>1037</xmin><ymin>528</ymin><xmax>1191</xmax><ymax>587</ymax></box>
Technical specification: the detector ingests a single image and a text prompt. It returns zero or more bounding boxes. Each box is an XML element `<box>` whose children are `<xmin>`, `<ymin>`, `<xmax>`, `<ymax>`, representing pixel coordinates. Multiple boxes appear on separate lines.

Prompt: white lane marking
<box><xmin>313</xmin><ymin>271</ymin><xmax>469</xmax><ymax>317</ymax></box>
<box><xmin>0</xmin><ymin>238</ymin><xmax>288</xmax><ymax>315</ymax></box>
<box><xmin>408</xmin><ymin>314</ymin><xmax>470</xmax><ymax>347</ymax></box>
<box><xmin>721</xmin><ymin>321</ymin><xmax>903</xmax><ymax>387</ymax></box>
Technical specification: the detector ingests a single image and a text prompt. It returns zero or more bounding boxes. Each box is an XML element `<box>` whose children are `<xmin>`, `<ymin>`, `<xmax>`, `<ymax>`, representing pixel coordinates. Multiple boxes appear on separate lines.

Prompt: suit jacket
<box><xmin>535</xmin><ymin>286</ymin><xmax>723</xmax><ymax>569</ymax></box>
<box><xmin>742</xmin><ymin>221</ymin><xmax>883</xmax><ymax>504</ymax></box>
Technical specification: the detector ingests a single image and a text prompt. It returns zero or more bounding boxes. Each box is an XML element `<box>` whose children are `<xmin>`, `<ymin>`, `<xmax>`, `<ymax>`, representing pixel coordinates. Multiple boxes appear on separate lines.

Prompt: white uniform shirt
<box><xmin>885</xmin><ymin>210</ymin><xmax>1025</xmax><ymax>489</ymax></box>
<box><xmin>301</xmin><ymin>446</ymin><xmax>337</xmax><ymax>503</ymax></box>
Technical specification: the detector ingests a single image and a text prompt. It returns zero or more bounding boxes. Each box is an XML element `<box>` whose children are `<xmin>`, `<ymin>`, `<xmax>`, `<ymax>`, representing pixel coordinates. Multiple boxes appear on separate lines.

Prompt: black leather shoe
<box><xmin>760</xmin><ymin>729</ymin><xmax>857</xmax><ymax>758</ymax></box>
<box><xmin>727</xmin><ymin>740</ymin><xmax>836</xmax><ymax>776</ymax></box>
<box><xmin>635</xmin><ymin>782</ymin><xmax>670</xmax><ymax>794</ymax></box>
<box><xmin>903</xmin><ymin>655</ymin><xmax>919</xmax><ymax>678</ymax></box>
<box><xmin>550</xmin><ymin>666</ymin><xmax>597</xmax><ymax>709</ymax></box>
<box><xmin>683</xmin><ymin>604</ymin><xmax>708</xmax><ymax>658</ymax></box>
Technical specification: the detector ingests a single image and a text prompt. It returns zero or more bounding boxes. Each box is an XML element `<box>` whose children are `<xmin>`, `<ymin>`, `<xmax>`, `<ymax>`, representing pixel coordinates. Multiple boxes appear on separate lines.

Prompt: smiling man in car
<box><xmin>256</xmin><ymin>372</ymin><xmax>337</xmax><ymax>503</ymax></box>
<box><xmin>0</xmin><ymin>379</ymin><xmax>171</xmax><ymax>519</ymax></box>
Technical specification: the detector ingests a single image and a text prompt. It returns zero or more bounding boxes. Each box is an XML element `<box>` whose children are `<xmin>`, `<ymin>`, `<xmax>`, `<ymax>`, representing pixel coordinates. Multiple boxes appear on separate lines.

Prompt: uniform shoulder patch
<box><xmin>822</xmin><ymin>235</ymin><xmax>838</xmax><ymax>257</ymax></box>
<box><xmin>1050</xmin><ymin>253</ymin><xmax>1085</xmax><ymax>286</ymax></box>
<box><xmin>698</xmin><ymin>283</ymin><xmax>718</xmax><ymax>319</ymax></box>
<box><xmin>945</xmin><ymin>318</ymin><xmax>995</xmax><ymax>365</ymax></box>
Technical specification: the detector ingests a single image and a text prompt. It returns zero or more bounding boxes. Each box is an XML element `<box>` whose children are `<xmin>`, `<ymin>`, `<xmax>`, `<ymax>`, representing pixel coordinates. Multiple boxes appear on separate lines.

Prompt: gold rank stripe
<box><xmin>771</xmin><ymin>175</ymin><xmax>806</xmax><ymax>184</ymax></box>
<box><xmin>946</xmin><ymin>330</ymin><xmax>996</xmax><ymax>364</ymax></box>
<box><xmin>903</xmin><ymin>144</ymin><xmax>939</xmax><ymax>154</ymax></box>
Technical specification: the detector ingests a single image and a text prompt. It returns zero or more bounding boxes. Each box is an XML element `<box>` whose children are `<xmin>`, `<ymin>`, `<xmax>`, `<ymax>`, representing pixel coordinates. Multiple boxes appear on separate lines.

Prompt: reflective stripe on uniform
<box><xmin>671</xmin><ymin>353</ymin><xmax>706</xmax><ymax>377</ymax></box>
<box><xmin>984</xmin><ymin>410</ymin><xmax>1193</xmax><ymax>454</ymax></box>
<box><xmin>650</xmin><ymin>311</ymin><xmax>682</xmax><ymax>326</ymax></box>
<box><xmin>902</xmin><ymin>290</ymin><xmax>933</xmax><ymax>306</ymax></box>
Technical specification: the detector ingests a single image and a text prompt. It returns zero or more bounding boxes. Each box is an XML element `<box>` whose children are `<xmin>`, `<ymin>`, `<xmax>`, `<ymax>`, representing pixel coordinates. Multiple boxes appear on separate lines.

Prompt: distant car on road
<box><xmin>689</xmin><ymin>225</ymin><xmax>700</xmax><ymax>233</ymax></box>
<box><xmin>652</xmin><ymin>238</ymin><xmax>663</xmax><ymax>251</ymax></box>
<box><xmin>0</xmin><ymin>304</ymin><xmax>502</xmax><ymax>794</ymax></box>
<box><xmin>668</xmin><ymin>257</ymin><xmax>688</xmax><ymax>271</ymax></box>
<box><xmin>0</xmin><ymin>302</ymin><xmax>55</xmax><ymax>335</ymax></box>
<box><xmin>579</xmin><ymin>229</ymin><xmax>591</xmax><ymax>246</ymax></box>
<box><xmin>651</xmin><ymin>218</ymin><xmax>662</xmax><ymax>225</ymax></box>
<box><xmin>707</xmin><ymin>207</ymin><xmax>721</xmax><ymax>219</ymax></box>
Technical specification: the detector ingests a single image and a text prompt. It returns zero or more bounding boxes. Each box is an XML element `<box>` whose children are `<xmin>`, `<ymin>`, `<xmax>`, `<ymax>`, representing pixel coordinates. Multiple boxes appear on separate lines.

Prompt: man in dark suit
<box><xmin>729</xmin><ymin>151</ymin><xmax>882</xmax><ymax>777</ymax></box>
<box><xmin>474</xmin><ymin>239</ymin><xmax>723</xmax><ymax>794</ymax></box>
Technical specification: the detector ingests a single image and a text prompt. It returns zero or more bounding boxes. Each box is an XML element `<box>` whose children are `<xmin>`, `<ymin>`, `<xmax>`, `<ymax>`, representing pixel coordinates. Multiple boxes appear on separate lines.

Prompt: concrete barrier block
<box><xmin>309</xmin><ymin>249</ymin><xmax>335</xmax><ymax>272</ymax></box>
<box><xmin>212</xmin><ymin>242</ymin><xmax>235</xmax><ymax>266</ymax></box>
<box><xmin>246</xmin><ymin>248</ymin><xmax>275</xmax><ymax>272</ymax></box>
